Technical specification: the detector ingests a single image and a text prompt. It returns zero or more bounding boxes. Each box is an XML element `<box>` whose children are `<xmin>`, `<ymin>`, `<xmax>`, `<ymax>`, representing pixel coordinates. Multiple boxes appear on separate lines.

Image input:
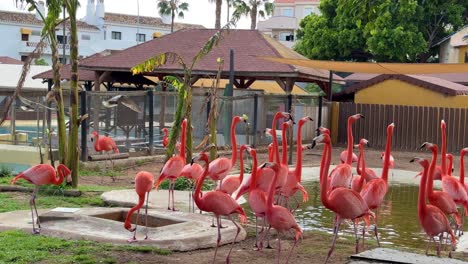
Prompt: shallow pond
<box><xmin>243</xmin><ymin>181</ymin><xmax>459</xmax><ymax>251</ymax></box>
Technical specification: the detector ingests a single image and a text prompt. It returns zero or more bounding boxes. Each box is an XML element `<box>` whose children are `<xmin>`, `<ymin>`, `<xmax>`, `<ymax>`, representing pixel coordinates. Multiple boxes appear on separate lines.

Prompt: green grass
<box><xmin>0</xmin><ymin>230</ymin><xmax>171</xmax><ymax>264</ymax></box>
<box><xmin>79</xmin><ymin>169</ymin><xmax>120</xmax><ymax>178</ymax></box>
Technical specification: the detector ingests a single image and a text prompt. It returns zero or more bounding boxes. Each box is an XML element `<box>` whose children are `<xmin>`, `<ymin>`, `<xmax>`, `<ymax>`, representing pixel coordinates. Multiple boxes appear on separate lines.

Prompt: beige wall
<box><xmin>439</xmin><ymin>27</ymin><xmax>468</xmax><ymax>63</ymax></box>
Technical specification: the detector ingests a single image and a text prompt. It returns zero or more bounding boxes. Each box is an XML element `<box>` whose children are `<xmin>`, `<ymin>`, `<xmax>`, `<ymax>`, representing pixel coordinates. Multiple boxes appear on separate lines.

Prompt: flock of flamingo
<box><xmin>9</xmin><ymin>110</ymin><xmax>468</xmax><ymax>263</ymax></box>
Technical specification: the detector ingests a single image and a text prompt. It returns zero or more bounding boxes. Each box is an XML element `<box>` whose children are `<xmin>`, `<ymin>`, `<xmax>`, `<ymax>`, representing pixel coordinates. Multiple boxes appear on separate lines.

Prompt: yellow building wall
<box><xmin>458</xmin><ymin>46</ymin><xmax>468</xmax><ymax>63</ymax></box>
<box><xmin>355</xmin><ymin>79</ymin><xmax>468</xmax><ymax>108</ymax></box>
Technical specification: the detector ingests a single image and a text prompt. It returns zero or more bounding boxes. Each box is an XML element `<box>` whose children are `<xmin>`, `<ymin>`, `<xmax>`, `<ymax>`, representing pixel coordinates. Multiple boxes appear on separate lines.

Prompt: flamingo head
<box><xmin>264</xmin><ymin>128</ymin><xmax>273</xmax><ymax>137</ymax></box>
<box><xmin>359</xmin><ymin>138</ymin><xmax>369</xmax><ymax>147</ymax></box>
<box><xmin>162</xmin><ymin>128</ymin><xmax>168</xmax><ymax>134</ymax></box>
<box><xmin>441</xmin><ymin>120</ymin><xmax>446</xmax><ymax>129</ymax></box>
<box><xmin>246</xmin><ymin>146</ymin><xmax>256</xmax><ymax>156</ymax></box>
<box><xmin>239</xmin><ymin>144</ymin><xmax>249</xmax><ymax>153</ymax></box>
<box><xmin>283</xmin><ymin>119</ymin><xmax>294</xmax><ymax>128</ymax></box>
<box><xmin>419</xmin><ymin>142</ymin><xmax>436</xmax><ymax>151</ymax></box>
<box><xmin>92</xmin><ymin>131</ymin><xmax>98</xmax><ymax>137</ymax></box>
<box><xmin>299</xmin><ymin>116</ymin><xmax>313</xmax><ymax>126</ymax></box>
<box><xmin>191</xmin><ymin>152</ymin><xmax>209</xmax><ymax>166</ymax></box>
<box><xmin>351</xmin><ymin>113</ymin><xmax>365</xmax><ymax>120</ymax></box>
<box><xmin>461</xmin><ymin>147</ymin><xmax>468</xmax><ymax>156</ymax></box>
<box><xmin>410</xmin><ymin>157</ymin><xmax>429</xmax><ymax>168</ymax></box>
<box><xmin>261</xmin><ymin>162</ymin><xmax>279</xmax><ymax>171</ymax></box>
<box><xmin>380</xmin><ymin>152</ymin><xmax>385</xmax><ymax>159</ymax></box>
<box><xmin>279</xmin><ymin>111</ymin><xmax>293</xmax><ymax>121</ymax></box>
<box><xmin>301</xmin><ymin>144</ymin><xmax>313</xmax><ymax>150</ymax></box>
<box><xmin>312</xmin><ymin>133</ymin><xmax>331</xmax><ymax>146</ymax></box>
<box><xmin>316</xmin><ymin>126</ymin><xmax>330</xmax><ymax>135</ymax></box>
<box><xmin>57</xmin><ymin>164</ymin><xmax>71</xmax><ymax>184</ymax></box>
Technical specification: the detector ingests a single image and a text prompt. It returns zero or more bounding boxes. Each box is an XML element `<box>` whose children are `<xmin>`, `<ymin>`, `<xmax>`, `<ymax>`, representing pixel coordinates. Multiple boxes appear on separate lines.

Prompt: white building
<box><xmin>0</xmin><ymin>0</ymin><xmax>203</xmax><ymax>65</ymax></box>
<box><xmin>258</xmin><ymin>0</ymin><xmax>320</xmax><ymax>48</ymax></box>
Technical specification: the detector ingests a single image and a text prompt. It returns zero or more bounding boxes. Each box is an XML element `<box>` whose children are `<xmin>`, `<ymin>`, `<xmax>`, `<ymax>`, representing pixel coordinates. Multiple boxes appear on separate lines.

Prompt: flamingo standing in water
<box><xmin>313</xmin><ymin>132</ymin><xmax>374</xmax><ymax>263</ymax></box>
<box><xmin>281</xmin><ymin>116</ymin><xmax>313</xmax><ymax>209</ymax></box>
<box><xmin>359</xmin><ymin>123</ymin><xmax>394</xmax><ymax>247</ymax></box>
<box><xmin>192</xmin><ymin>152</ymin><xmax>247</xmax><ymax>264</ymax></box>
<box><xmin>217</xmin><ymin>144</ymin><xmax>248</xmax><ymax>195</ymax></box>
<box><xmin>11</xmin><ymin>164</ymin><xmax>71</xmax><ymax>234</ymax></box>
<box><xmin>351</xmin><ymin>139</ymin><xmax>370</xmax><ymax>193</ymax></box>
<box><xmin>269</xmin><ymin>111</ymin><xmax>293</xmax><ymax>192</ymax></box>
<box><xmin>261</xmin><ymin>162</ymin><xmax>302</xmax><ymax>264</ymax></box>
<box><xmin>154</xmin><ymin>118</ymin><xmax>187</xmax><ymax>211</ymax></box>
<box><xmin>329</xmin><ymin>114</ymin><xmax>364</xmax><ymax>189</ymax></box>
<box><xmin>161</xmin><ymin>128</ymin><xmax>169</xmax><ymax>148</ymax></box>
<box><xmin>420</xmin><ymin>142</ymin><xmax>461</xmax><ymax>232</ymax></box>
<box><xmin>124</xmin><ymin>171</ymin><xmax>154</xmax><ymax>242</ymax></box>
<box><xmin>411</xmin><ymin>157</ymin><xmax>456</xmax><ymax>257</ymax></box>
<box><xmin>207</xmin><ymin>116</ymin><xmax>246</xmax><ymax>183</ymax></box>
<box><xmin>92</xmin><ymin>131</ymin><xmax>119</xmax><ymax>182</ymax></box>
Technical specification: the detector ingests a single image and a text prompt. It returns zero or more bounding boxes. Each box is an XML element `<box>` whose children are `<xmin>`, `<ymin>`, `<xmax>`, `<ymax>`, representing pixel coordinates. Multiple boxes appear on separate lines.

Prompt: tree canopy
<box><xmin>295</xmin><ymin>0</ymin><xmax>468</xmax><ymax>62</ymax></box>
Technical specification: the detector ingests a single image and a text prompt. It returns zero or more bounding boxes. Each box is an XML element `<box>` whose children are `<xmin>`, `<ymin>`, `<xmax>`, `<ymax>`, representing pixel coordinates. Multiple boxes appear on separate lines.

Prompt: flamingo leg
<box><xmin>226</xmin><ymin>216</ymin><xmax>241</xmax><ymax>264</ymax></box>
<box><xmin>30</xmin><ymin>185</ymin><xmax>40</xmax><ymax>234</ymax></box>
<box><xmin>144</xmin><ymin>192</ymin><xmax>150</xmax><ymax>240</ymax></box>
<box><xmin>425</xmin><ymin>236</ymin><xmax>432</xmax><ymax>255</ymax></box>
<box><xmin>353</xmin><ymin>221</ymin><xmax>359</xmax><ymax>254</ymax></box>
<box><xmin>167</xmin><ymin>182</ymin><xmax>172</xmax><ymax>210</ymax></box>
<box><xmin>171</xmin><ymin>182</ymin><xmax>177</xmax><ymax>211</ymax></box>
<box><xmin>276</xmin><ymin>233</ymin><xmax>281</xmax><ymax>264</ymax></box>
<box><xmin>285</xmin><ymin>233</ymin><xmax>299</xmax><ymax>264</ymax></box>
<box><xmin>133</xmin><ymin>209</ymin><xmax>140</xmax><ymax>241</ymax></box>
<box><xmin>108</xmin><ymin>153</ymin><xmax>116</xmax><ymax>182</ymax></box>
<box><xmin>362</xmin><ymin>221</ymin><xmax>366</xmax><ymax>250</ymax></box>
<box><xmin>292</xmin><ymin>196</ymin><xmax>301</xmax><ymax>213</ymax></box>
<box><xmin>437</xmin><ymin>234</ymin><xmax>442</xmax><ymax>257</ymax></box>
<box><xmin>213</xmin><ymin>216</ymin><xmax>221</xmax><ymax>264</ymax></box>
<box><xmin>254</xmin><ymin>216</ymin><xmax>259</xmax><ymax>249</ymax></box>
<box><xmin>325</xmin><ymin>218</ymin><xmax>342</xmax><ymax>264</ymax></box>
<box><xmin>374</xmin><ymin>209</ymin><xmax>381</xmax><ymax>247</ymax></box>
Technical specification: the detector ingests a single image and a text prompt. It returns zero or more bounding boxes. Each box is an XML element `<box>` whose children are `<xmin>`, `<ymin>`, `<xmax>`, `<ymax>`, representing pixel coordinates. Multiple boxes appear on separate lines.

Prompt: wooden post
<box><xmin>148</xmin><ymin>89</ymin><xmax>154</xmax><ymax>155</ymax></box>
<box><xmin>80</xmin><ymin>90</ymin><xmax>88</xmax><ymax>162</ymax></box>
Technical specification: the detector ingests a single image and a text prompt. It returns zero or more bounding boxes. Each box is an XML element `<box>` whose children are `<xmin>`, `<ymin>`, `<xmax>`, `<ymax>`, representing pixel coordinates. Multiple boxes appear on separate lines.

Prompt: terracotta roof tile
<box><xmin>345</xmin><ymin>72</ymin><xmax>468</xmax><ymax>85</ymax></box>
<box><xmin>343</xmin><ymin>74</ymin><xmax>468</xmax><ymax>96</ymax></box>
<box><xmin>33</xmin><ymin>53</ymin><xmax>105</xmax><ymax>81</ymax></box>
<box><xmin>104</xmin><ymin>12</ymin><xmax>204</xmax><ymax>30</ymax></box>
<box><xmin>80</xmin><ymin>29</ymin><xmax>338</xmax><ymax>83</ymax></box>
<box><xmin>0</xmin><ymin>56</ymin><xmax>23</xmax><ymax>65</ymax></box>
<box><xmin>0</xmin><ymin>10</ymin><xmax>99</xmax><ymax>30</ymax></box>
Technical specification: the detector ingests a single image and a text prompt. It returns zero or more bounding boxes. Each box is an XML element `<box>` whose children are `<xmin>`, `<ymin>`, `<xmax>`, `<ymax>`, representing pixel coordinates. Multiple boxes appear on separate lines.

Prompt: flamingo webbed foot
<box><xmin>127</xmin><ymin>237</ymin><xmax>138</xmax><ymax>243</ymax></box>
<box><xmin>32</xmin><ymin>228</ymin><xmax>40</xmax><ymax>235</ymax></box>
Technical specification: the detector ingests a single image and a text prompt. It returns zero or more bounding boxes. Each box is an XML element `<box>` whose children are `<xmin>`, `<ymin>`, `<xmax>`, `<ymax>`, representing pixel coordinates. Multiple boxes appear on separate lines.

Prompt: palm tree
<box><xmin>233</xmin><ymin>0</ymin><xmax>274</xmax><ymax>30</ymax></box>
<box><xmin>157</xmin><ymin>0</ymin><xmax>189</xmax><ymax>33</ymax></box>
<box><xmin>208</xmin><ymin>0</ymin><xmax>223</xmax><ymax>29</ymax></box>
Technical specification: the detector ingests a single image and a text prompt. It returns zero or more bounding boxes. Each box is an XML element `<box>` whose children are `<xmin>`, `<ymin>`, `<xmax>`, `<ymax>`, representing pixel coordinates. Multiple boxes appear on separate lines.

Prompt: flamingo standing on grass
<box><xmin>329</xmin><ymin>114</ymin><xmax>364</xmax><ymax>189</ymax></box>
<box><xmin>261</xmin><ymin>162</ymin><xmax>302</xmax><ymax>264</ymax></box>
<box><xmin>359</xmin><ymin>123</ymin><xmax>394</xmax><ymax>247</ymax></box>
<box><xmin>207</xmin><ymin>116</ymin><xmax>246</xmax><ymax>183</ymax></box>
<box><xmin>154</xmin><ymin>118</ymin><xmax>187</xmax><ymax>211</ymax></box>
<box><xmin>420</xmin><ymin>142</ymin><xmax>461</xmax><ymax>232</ymax></box>
<box><xmin>411</xmin><ymin>157</ymin><xmax>456</xmax><ymax>257</ymax></box>
<box><xmin>11</xmin><ymin>164</ymin><xmax>71</xmax><ymax>234</ymax></box>
<box><xmin>191</xmin><ymin>151</ymin><xmax>247</xmax><ymax>264</ymax></box>
<box><xmin>124</xmin><ymin>171</ymin><xmax>154</xmax><ymax>242</ymax></box>
<box><xmin>313</xmin><ymin>132</ymin><xmax>374</xmax><ymax>263</ymax></box>
<box><xmin>92</xmin><ymin>131</ymin><xmax>119</xmax><ymax>182</ymax></box>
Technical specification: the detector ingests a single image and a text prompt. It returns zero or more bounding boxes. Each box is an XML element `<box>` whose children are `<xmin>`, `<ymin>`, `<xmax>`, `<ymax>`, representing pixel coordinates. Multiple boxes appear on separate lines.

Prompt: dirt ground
<box><xmin>78</xmin><ymin>145</ymin><xmax>466</xmax><ymax>264</ymax></box>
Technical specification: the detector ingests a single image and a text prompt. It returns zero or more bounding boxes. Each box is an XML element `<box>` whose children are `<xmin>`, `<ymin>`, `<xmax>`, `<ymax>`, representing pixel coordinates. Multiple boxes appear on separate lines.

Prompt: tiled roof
<box><xmin>0</xmin><ymin>10</ymin><xmax>99</xmax><ymax>30</ymax></box>
<box><xmin>104</xmin><ymin>12</ymin><xmax>204</xmax><ymax>30</ymax></box>
<box><xmin>0</xmin><ymin>56</ymin><xmax>23</xmax><ymax>65</ymax></box>
<box><xmin>345</xmin><ymin>72</ymin><xmax>468</xmax><ymax>85</ymax></box>
<box><xmin>33</xmin><ymin>53</ymin><xmax>105</xmax><ymax>81</ymax></box>
<box><xmin>343</xmin><ymin>74</ymin><xmax>468</xmax><ymax>96</ymax></box>
<box><xmin>80</xmin><ymin>29</ymin><xmax>340</xmax><ymax>83</ymax></box>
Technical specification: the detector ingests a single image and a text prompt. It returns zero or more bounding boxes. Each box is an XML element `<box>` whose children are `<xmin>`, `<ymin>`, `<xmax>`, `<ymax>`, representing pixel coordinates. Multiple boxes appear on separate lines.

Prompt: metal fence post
<box><xmin>317</xmin><ymin>96</ymin><xmax>323</xmax><ymax>136</ymax></box>
<box><xmin>80</xmin><ymin>90</ymin><xmax>88</xmax><ymax>162</ymax></box>
<box><xmin>287</xmin><ymin>94</ymin><xmax>293</xmax><ymax>165</ymax></box>
<box><xmin>148</xmin><ymin>89</ymin><xmax>154</xmax><ymax>155</ymax></box>
<box><xmin>253</xmin><ymin>94</ymin><xmax>258</xmax><ymax>147</ymax></box>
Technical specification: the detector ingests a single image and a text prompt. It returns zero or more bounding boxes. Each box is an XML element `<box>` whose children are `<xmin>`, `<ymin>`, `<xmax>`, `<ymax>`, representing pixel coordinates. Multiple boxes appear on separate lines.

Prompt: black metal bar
<box><xmin>317</xmin><ymin>96</ymin><xmax>323</xmax><ymax>136</ymax></box>
<box><xmin>47</xmin><ymin>80</ymin><xmax>52</xmax><ymax>131</ymax></box>
<box><xmin>80</xmin><ymin>90</ymin><xmax>88</xmax><ymax>162</ymax></box>
<box><xmin>287</xmin><ymin>94</ymin><xmax>293</xmax><ymax>165</ymax></box>
<box><xmin>328</xmin><ymin>71</ymin><xmax>333</xmax><ymax>101</ymax></box>
<box><xmin>148</xmin><ymin>89</ymin><xmax>154</xmax><ymax>155</ymax></box>
<box><xmin>253</xmin><ymin>94</ymin><xmax>258</xmax><ymax>147</ymax></box>
<box><xmin>206</xmin><ymin>92</ymin><xmax>211</xmax><ymax>120</ymax></box>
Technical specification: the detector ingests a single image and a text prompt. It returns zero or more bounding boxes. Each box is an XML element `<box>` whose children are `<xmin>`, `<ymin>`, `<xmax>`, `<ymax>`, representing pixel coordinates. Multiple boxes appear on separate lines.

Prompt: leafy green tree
<box><xmin>232</xmin><ymin>0</ymin><xmax>274</xmax><ymax>30</ymax></box>
<box><xmin>295</xmin><ymin>0</ymin><xmax>468</xmax><ymax>62</ymax></box>
<box><xmin>34</xmin><ymin>58</ymin><xmax>49</xmax><ymax>65</ymax></box>
<box><xmin>157</xmin><ymin>0</ymin><xmax>189</xmax><ymax>33</ymax></box>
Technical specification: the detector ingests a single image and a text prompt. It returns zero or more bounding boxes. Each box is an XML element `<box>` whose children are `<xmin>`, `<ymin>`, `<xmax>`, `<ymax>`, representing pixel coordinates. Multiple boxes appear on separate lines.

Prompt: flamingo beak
<box><xmin>419</xmin><ymin>142</ymin><xmax>428</xmax><ymax>149</ymax></box>
<box><xmin>310</xmin><ymin>140</ymin><xmax>316</xmax><ymax>149</ymax></box>
<box><xmin>409</xmin><ymin>158</ymin><xmax>415</xmax><ymax>163</ymax></box>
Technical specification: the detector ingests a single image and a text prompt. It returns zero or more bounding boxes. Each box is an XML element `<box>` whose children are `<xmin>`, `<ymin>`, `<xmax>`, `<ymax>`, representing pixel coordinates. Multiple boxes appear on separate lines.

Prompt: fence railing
<box><xmin>337</xmin><ymin>102</ymin><xmax>468</xmax><ymax>153</ymax></box>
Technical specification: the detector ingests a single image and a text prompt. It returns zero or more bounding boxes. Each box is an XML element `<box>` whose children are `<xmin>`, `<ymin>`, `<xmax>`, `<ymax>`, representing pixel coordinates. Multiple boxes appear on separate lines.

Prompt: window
<box><xmin>304</xmin><ymin>7</ymin><xmax>313</xmax><ymax>17</ymax></box>
<box><xmin>32</xmin><ymin>30</ymin><xmax>41</xmax><ymax>36</ymax></box>
<box><xmin>81</xmin><ymin>34</ymin><xmax>91</xmax><ymax>40</ymax></box>
<box><xmin>281</xmin><ymin>7</ymin><xmax>293</xmax><ymax>17</ymax></box>
<box><xmin>111</xmin><ymin>31</ymin><xmax>122</xmax><ymax>40</ymax></box>
<box><xmin>21</xmin><ymin>55</ymin><xmax>28</xmax><ymax>62</ymax></box>
<box><xmin>59</xmin><ymin>57</ymin><xmax>66</xmax><ymax>64</ymax></box>
<box><xmin>279</xmin><ymin>32</ymin><xmax>293</xmax><ymax>41</ymax></box>
<box><xmin>465</xmin><ymin>51</ymin><xmax>468</xmax><ymax>63</ymax></box>
<box><xmin>21</xmin><ymin>34</ymin><xmax>29</xmax><ymax>41</ymax></box>
<box><xmin>136</xmin><ymin>33</ymin><xmax>146</xmax><ymax>42</ymax></box>
<box><xmin>57</xmin><ymin>35</ymin><xmax>67</xmax><ymax>44</ymax></box>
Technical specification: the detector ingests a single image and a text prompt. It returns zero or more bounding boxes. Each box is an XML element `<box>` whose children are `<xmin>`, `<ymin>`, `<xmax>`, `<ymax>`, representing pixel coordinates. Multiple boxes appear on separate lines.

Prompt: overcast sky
<box><xmin>0</xmin><ymin>0</ymin><xmax>256</xmax><ymax>29</ymax></box>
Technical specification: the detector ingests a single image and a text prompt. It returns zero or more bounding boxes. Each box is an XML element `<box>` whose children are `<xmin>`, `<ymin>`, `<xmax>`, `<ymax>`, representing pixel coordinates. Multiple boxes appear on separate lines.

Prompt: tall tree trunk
<box><xmin>250</xmin><ymin>3</ymin><xmax>257</xmax><ymax>30</ymax></box>
<box><xmin>171</xmin><ymin>9</ymin><xmax>175</xmax><ymax>33</ymax></box>
<box><xmin>184</xmin><ymin>81</ymin><xmax>193</xmax><ymax>163</ymax></box>
<box><xmin>66</xmin><ymin>1</ymin><xmax>80</xmax><ymax>187</ymax></box>
<box><xmin>50</xmin><ymin>38</ymin><xmax>68</xmax><ymax>166</ymax></box>
<box><xmin>215</xmin><ymin>0</ymin><xmax>222</xmax><ymax>29</ymax></box>
<box><xmin>165</xmin><ymin>80</ymin><xmax>186</xmax><ymax>161</ymax></box>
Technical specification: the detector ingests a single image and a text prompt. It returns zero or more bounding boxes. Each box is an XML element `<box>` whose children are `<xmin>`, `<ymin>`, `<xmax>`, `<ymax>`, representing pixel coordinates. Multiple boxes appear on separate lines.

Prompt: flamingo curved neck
<box><xmin>441</xmin><ymin>123</ymin><xmax>447</xmax><ymax>174</ymax></box>
<box><xmin>418</xmin><ymin>163</ymin><xmax>428</xmax><ymax>215</ymax></box>
<box><xmin>125</xmin><ymin>195</ymin><xmax>145</xmax><ymax>228</ymax></box>
<box><xmin>249</xmin><ymin>151</ymin><xmax>258</xmax><ymax>192</ymax></box>
<box><xmin>427</xmin><ymin>146</ymin><xmax>438</xmax><ymax>196</ymax></box>
<box><xmin>238</xmin><ymin>149</ymin><xmax>244</xmax><ymax>183</ymax></box>
<box><xmin>230</xmin><ymin>119</ymin><xmax>240</xmax><ymax>168</ymax></box>
<box><xmin>461</xmin><ymin>152</ymin><xmax>466</xmax><ymax>185</ymax></box>
<box><xmin>345</xmin><ymin>117</ymin><xmax>355</xmax><ymax>164</ymax></box>
<box><xmin>381</xmin><ymin>126</ymin><xmax>394</xmax><ymax>182</ymax></box>
<box><xmin>295</xmin><ymin>122</ymin><xmax>304</xmax><ymax>182</ymax></box>
<box><xmin>281</xmin><ymin>124</ymin><xmax>288</xmax><ymax>165</ymax></box>
<box><xmin>266</xmin><ymin>163</ymin><xmax>279</xmax><ymax>210</ymax></box>
<box><xmin>271</xmin><ymin>113</ymin><xmax>283</xmax><ymax>165</ymax></box>
<box><xmin>320</xmin><ymin>141</ymin><xmax>332</xmax><ymax>209</ymax></box>
<box><xmin>194</xmin><ymin>158</ymin><xmax>209</xmax><ymax>206</ymax></box>
<box><xmin>54</xmin><ymin>166</ymin><xmax>66</xmax><ymax>185</ymax></box>
<box><xmin>357</xmin><ymin>144</ymin><xmax>366</xmax><ymax>188</ymax></box>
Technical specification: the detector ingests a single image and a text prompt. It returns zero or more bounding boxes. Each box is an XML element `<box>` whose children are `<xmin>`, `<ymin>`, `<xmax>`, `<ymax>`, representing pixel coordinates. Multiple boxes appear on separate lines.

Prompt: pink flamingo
<box><xmin>355</xmin><ymin>141</ymin><xmax>378</xmax><ymax>181</ymax></box>
<box><xmin>421</xmin><ymin>142</ymin><xmax>461</xmax><ymax>231</ymax></box>
<box><xmin>217</xmin><ymin>144</ymin><xmax>248</xmax><ymax>195</ymax></box>
<box><xmin>380</xmin><ymin>152</ymin><xmax>395</xmax><ymax>169</ymax></box>
<box><xmin>359</xmin><ymin>123</ymin><xmax>394</xmax><ymax>247</ymax></box>
<box><xmin>351</xmin><ymin>139</ymin><xmax>369</xmax><ymax>192</ymax></box>
<box><xmin>207</xmin><ymin>116</ymin><xmax>246</xmax><ymax>182</ymax></box>
<box><xmin>447</xmin><ymin>153</ymin><xmax>454</xmax><ymax>176</ymax></box>
<box><xmin>180</xmin><ymin>162</ymin><xmax>204</xmax><ymax>213</ymax></box>
<box><xmin>313</xmin><ymin>132</ymin><xmax>374</xmax><ymax>263</ymax></box>
<box><xmin>11</xmin><ymin>164</ymin><xmax>71</xmax><ymax>234</ymax></box>
<box><xmin>338</xmin><ymin>114</ymin><xmax>364</xmax><ymax>164</ymax></box>
<box><xmin>281</xmin><ymin>116</ymin><xmax>313</xmax><ymax>209</ymax></box>
<box><xmin>411</xmin><ymin>157</ymin><xmax>456</xmax><ymax>257</ymax></box>
<box><xmin>269</xmin><ymin>111</ymin><xmax>293</xmax><ymax>192</ymax></box>
<box><xmin>329</xmin><ymin>114</ymin><xmax>364</xmax><ymax>189</ymax></box>
<box><xmin>162</xmin><ymin>127</ymin><xmax>169</xmax><ymax>148</ymax></box>
<box><xmin>92</xmin><ymin>131</ymin><xmax>119</xmax><ymax>181</ymax></box>
<box><xmin>192</xmin><ymin>152</ymin><xmax>247</xmax><ymax>264</ymax></box>
<box><xmin>261</xmin><ymin>162</ymin><xmax>302</xmax><ymax>264</ymax></box>
<box><xmin>154</xmin><ymin>118</ymin><xmax>187</xmax><ymax>211</ymax></box>
<box><xmin>124</xmin><ymin>171</ymin><xmax>154</xmax><ymax>242</ymax></box>
<box><xmin>458</xmin><ymin>147</ymin><xmax>468</xmax><ymax>234</ymax></box>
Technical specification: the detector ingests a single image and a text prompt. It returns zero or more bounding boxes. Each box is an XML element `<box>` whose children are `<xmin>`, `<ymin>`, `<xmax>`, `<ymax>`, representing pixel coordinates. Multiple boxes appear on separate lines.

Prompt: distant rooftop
<box><xmin>0</xmin><ymin>56</ymin><xmax>22</xmax><ymax>65</ymax></box>
<box><xmin>0</xmin><ymin>10</ymin><xmax>99</xmax><ymax>30</ymax></box>
<box><xmin>104</xmin><ymin>13</ymin><xmax>204</xmax><ymax>30</ymax></box>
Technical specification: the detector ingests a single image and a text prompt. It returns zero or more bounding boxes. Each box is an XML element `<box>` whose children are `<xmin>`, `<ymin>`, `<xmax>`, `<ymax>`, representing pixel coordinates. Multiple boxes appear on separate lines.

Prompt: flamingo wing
<box><xmin>329</xmin><ymin>188</ymin><xmax>369</xmax><ymax>219</ymax></box>
<box><xmin>207</xmin><ymin>157</ymin><xmax>232</xmax><ymax>180</ymax></box>
<box><xmin>442</xmin><ymin>178</ymin><xmax>468</xmax><ymax>202</ymax></box>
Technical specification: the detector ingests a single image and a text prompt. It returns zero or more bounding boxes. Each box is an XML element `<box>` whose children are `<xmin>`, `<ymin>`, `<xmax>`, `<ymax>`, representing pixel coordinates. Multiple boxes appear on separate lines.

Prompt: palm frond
<box><xmin>131</xmin><ymin>52</ymin><xmax>186</xmax><ymax>75</ymax></box>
